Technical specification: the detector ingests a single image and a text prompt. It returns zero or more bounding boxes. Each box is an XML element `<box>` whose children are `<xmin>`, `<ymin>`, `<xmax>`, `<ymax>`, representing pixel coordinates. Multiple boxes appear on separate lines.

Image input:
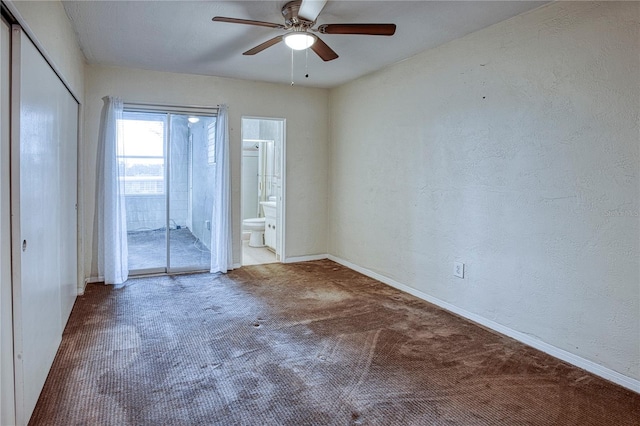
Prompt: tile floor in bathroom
<box><xmin>242</xmin><ymin>239</ymin><xmax>277</xmax><ymax>266</ymax></box>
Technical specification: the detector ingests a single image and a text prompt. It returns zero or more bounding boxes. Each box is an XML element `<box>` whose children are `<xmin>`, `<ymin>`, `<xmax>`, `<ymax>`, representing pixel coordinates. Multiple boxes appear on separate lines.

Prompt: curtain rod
<box><xmin>124</xmin><ymin>101</ymin><xmax>219</xmax><ymax>114</ymax></box>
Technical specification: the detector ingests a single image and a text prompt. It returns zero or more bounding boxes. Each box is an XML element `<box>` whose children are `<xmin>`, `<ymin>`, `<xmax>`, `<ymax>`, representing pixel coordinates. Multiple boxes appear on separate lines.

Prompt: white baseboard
<box><xmin>284</xmin><ymin>254</ymin><xmax>329</xmax><ymax>264</ymax></box>
<box><xmin>327</xmin><ymin>255</ymin><xmax>640</xmax><ymax>394</ymax></box>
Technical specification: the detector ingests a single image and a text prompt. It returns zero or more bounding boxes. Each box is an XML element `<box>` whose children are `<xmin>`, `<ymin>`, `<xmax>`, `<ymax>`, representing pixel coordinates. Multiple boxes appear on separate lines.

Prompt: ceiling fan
<box><xmin>212</xmin><ymin>0</ymin><xmax>396</xmax><ymax>62</ymax></box>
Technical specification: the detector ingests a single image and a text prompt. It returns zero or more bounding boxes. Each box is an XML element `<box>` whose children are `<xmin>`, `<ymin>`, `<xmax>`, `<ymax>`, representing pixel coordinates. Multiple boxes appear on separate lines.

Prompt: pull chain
<box><xmin>305</xmin><ymin>47</ymin><xmax>309</xmax><ymax>79</ymax></box>
<box><xmin>290</xmin><ymin>48</ymin><xmax>294</xmax><ymax>86</ymax></box>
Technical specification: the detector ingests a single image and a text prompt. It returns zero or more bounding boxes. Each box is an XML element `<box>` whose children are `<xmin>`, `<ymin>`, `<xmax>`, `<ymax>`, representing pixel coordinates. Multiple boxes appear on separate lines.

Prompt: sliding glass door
<box><xmin>119</xmin><ymin>109</ymin><xmax>216</xmax><ymax>275</ymax></box>
<box><xmin>168</xmin><ymin>114</ymin><xmax>216</xmax><ymax>272</ymax></box>
<box><xmin>119</xmin><ymin>112</ymin><xmax>167</xmax><ymax>272</ymax></box>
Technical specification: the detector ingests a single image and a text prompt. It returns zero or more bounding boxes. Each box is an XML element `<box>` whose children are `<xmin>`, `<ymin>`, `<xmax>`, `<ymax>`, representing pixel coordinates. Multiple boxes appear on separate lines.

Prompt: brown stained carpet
<box><xmin>30</xmin><ymin>260</ymin><xmax>639</xmax><ymax>425</ymax></box>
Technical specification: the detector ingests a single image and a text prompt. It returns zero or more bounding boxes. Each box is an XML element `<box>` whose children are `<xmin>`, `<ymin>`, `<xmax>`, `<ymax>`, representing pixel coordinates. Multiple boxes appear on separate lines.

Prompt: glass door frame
<box><xmin>122</xmin><ymin>103</ymin><xmax>218</xmax><ymax>276</ymax></box>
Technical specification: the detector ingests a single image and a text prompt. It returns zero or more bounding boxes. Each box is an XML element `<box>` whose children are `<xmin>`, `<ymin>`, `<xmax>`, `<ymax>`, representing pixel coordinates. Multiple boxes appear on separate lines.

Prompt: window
<box><xmin>117</xmin><ymin>112</ymin><xmax>165</xmax><ymax>195</ymax></box>
<box><xmin>207</xmin><ymin>121</ymin><xmax>216</xmax><ymax>165</ymax></box>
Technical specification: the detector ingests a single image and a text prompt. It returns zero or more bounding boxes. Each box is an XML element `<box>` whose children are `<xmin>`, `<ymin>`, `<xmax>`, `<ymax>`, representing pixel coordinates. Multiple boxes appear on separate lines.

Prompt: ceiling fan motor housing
<box><xmin>282</xmin><ymin>0</ymin><xmax>314</xmax><ymax>28</ymax></box>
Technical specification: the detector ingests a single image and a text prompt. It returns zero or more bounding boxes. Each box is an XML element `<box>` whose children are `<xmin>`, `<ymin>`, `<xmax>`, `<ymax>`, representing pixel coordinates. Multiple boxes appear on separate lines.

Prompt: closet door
<box><xmin>58</xmin><ymin>77</ymin><xmax>79</xmax><ymax>325</ymax></box>
<box><xmin>10</xmin><ymin>27</ymin><xmax>78</xmax><ymax>424</ymax></box>
<box><xmin>0</xmin><ymin>18</ymin><xmax>15</xmax><ymax>426</ymax></box>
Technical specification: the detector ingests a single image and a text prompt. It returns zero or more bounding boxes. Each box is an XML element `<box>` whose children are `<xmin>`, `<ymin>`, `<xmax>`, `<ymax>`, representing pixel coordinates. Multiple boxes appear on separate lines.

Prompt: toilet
<box><xmin>243</xmin><ymin>217</ymin><xmax>266</xmax><ymax>247</ymax></box>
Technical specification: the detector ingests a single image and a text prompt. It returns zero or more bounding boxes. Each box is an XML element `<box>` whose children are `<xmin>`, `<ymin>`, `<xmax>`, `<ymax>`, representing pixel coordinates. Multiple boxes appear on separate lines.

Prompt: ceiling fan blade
<box><xmin>317</xmin><ymin>23</ymin><xmax>396</xmax><ymax>36</ymax></box>
<box><xmin>212</xmin><ymin>16</ymin><xmax>285</xmax><ymax>29</ymax></box>
<box><xmin>298</xmin><ymin>0</ymin><xmax>328</xmax><ymax>22</ymax></box>
<box><xmin>310</xmin><ymin>36</ymin><xmax>338</xmax><ymax>62</ymax></box>
<box><xmin>243</xmin><ymin>36</ymin><xmax>284</xmax><ymax>55</ymax></box>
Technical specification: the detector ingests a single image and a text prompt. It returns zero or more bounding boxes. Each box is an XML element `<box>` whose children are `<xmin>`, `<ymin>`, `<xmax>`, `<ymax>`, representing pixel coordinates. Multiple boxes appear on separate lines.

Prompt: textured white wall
<box><xmin>83</xmin><ymin>65</ymin><xmax>329</xmax><ymax>278</ymax></box>
<box><xmin>329</xmin><ymin>1</ymin><xmax>639</xmax><ymax>381</ymax></box>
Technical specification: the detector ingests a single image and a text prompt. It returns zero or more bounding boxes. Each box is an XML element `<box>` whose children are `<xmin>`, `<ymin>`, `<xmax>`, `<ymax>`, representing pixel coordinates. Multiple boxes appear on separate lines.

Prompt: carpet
<box><xmin>29</xmin><ymin>260</ymin><xmax>639</xmax><ymax>425</ymax></box>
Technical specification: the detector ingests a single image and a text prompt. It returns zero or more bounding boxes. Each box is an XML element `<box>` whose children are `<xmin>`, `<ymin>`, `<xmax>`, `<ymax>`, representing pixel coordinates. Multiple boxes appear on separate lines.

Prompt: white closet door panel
<box><xmin>11</xmin><ymin>28</ymin><xmax>78</xmax><ymax>423</ymax></box>
<box><xmin>58</xmin><ymin>92</ymin><xmax>78</xmax><ymax>325</ymax></box>
<box><xmin>0</xmin><ymin>19</ymin><xmax>15</xmax><ymax>426</ymax></box>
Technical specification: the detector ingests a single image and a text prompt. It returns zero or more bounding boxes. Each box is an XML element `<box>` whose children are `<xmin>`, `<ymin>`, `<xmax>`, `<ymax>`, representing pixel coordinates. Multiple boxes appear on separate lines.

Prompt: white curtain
<box><xmin>210</xmin><ymin>104</ymin><xmax>233</xmax><ymax>273</ymax></box>
<box><xmin>96</xmin><ymin>96</ymin><xmax>128</xmax><ymax>284</ymax></box>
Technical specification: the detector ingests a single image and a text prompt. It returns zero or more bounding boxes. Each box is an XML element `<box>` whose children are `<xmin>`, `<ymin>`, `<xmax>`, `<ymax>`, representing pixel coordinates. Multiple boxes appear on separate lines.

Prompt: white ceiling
<box><xmin>62</xmin><ymin>1</ymin><xmax>548</xmax><ymax>89</ymax></box>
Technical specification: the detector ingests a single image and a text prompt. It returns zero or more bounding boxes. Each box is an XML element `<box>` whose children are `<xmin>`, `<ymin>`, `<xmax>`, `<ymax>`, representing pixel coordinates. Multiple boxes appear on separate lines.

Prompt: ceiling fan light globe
<box><xmin>284</xmin><ymin>33</ymin><xmax>316</xmax><ymax>50</ymax></box>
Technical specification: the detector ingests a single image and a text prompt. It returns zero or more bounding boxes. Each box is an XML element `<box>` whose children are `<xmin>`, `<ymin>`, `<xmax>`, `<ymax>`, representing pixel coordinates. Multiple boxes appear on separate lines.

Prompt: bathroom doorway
<box><xmin>241</xmin><ymin>117</ymin><xmax>285</xmax><ymax>266</ymax></box>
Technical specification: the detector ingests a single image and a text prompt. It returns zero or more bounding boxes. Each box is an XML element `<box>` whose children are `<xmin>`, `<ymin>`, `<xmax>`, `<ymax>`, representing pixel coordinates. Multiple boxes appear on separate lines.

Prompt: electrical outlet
<box><xmin>454</xmin><ymin>262</ymin><xmax>464</xmax><ymax>279</ymax></box>
<box><xmin>205</xmin><ymin>220</ymin><xmax>211</xmax><ymax>230</ymax></box>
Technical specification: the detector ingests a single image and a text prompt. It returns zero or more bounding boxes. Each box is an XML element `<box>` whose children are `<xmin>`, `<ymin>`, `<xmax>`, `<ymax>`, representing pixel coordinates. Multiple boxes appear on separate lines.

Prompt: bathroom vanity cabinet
<box><xmin>265</xmin><ymin>216</ymin><xmax>276</xmax><ymax>250</ymax></box>
<box><xmin>261</xmin><ymin>200</ymin><xmax>277</xmax><ymax>251</ymax></box>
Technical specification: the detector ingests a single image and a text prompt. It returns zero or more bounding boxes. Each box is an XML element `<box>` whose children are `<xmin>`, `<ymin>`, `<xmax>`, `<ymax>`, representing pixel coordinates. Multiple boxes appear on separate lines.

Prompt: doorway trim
<box><xmin>240</xmin><ymin>116</ymin><xmax>286</xmax><ymax>264</ymax></box>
